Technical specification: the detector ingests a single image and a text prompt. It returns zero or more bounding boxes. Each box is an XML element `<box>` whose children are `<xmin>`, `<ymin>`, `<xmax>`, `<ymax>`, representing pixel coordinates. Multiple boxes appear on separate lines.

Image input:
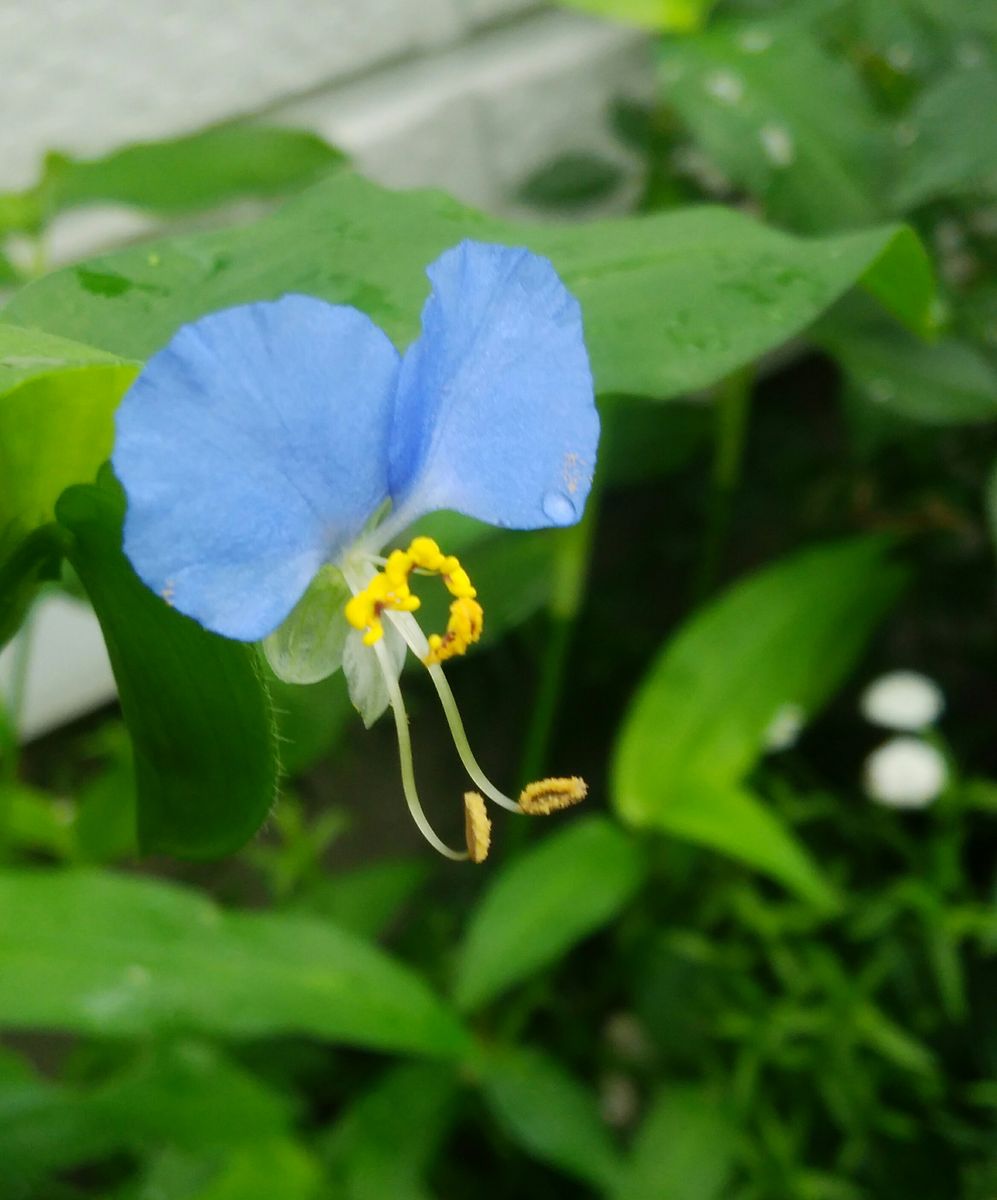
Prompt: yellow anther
<box><xmin>384</xmin><ymin>548</ymin><xmax>413</xmax><ymax>587</ymax></box>
<box><xmin>443</xmin><ymin>565</ymin><xmax>476</xmax><ymax>599</ymax></box>
<box><xmin>345</xmin><ymin>536</ymin><xmax>483</xmax><ymax>658</ymax></box>
<box><xmin>518</xmin><ymin>776</ymin><xmax>588</xmax><ymax>815</ymax></box>
<box><xmin>463</xmin><ymin>792</ymin><xmax>491</xmax><ymax>863</ymax></box>
<box><xmin>424</xmin><ymin>596</ymin><xmax>484</xmax><ymax>665</ymax></box>
<box><xmin>408</xmin><ymin>536</ymin><xmax>445</xmax><ymax>571</ymax></box>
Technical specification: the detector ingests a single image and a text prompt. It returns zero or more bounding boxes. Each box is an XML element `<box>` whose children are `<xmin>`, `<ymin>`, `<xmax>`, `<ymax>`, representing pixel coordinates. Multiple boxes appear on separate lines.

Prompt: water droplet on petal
<box><xmin>542</xmin><ymin>490</ymin><xmax>577</xmax><ymax>526</ymax></box>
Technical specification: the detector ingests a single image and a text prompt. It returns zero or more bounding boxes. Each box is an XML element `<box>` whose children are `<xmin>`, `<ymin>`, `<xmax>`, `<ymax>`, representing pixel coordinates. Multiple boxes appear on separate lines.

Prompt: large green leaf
<box><xmin>55</xmin><ymin>475</ymin><xmax>279</xmax><ymax>858</ymax></box>
<box><xmin>3</xmin><ymin>170</ymin><xmax>933</xmax><ymax>404</ymax></box>
<box><xmin>613</xmin><ymin>537</ymin><xmax>906</xmax><ymax>905</ymax></box>
<box><xmin>0</xmin><ymin>868</ymin><xmax>467</xmax><ymax>1056</ymax></box>
<box><xmin>454</xmin><ymin>817</ymin><xmax>645</xmax><ymax>1012</ymax></box>
<box><xmin>477</xmin><ymin>1044</ymin><xmax>622</xmax><ymax>1190</ymax></box>
<box><xmin>1</xmin><ymin>124</ymin><xmax>344</xmax><ymax>235</ymax></box>
<box><xmin>659</xmin><ymin>17</ymin><xmax>891</xmax><ymax>231</ymax></box>
<box><xmin>893</xmin><ymin>66</ymin><xmax>997</xmax><ymax>209</ymax></box>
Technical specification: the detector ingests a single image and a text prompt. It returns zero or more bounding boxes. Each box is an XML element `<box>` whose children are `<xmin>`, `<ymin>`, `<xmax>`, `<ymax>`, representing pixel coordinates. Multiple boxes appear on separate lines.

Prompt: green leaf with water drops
<box><xmin>454</xmin><ymin>817</ymin><xmax>646</xmax><ymax>1012</ymax></box>
<box><xmin>55</xmin><ymin>473</ymin><xmax>279</xmax><ymax>859</ymax></box>
<box><xmin>3</xmin><ymin>169</ymin><xmax>934</xmax><ymax>408</ymax></box>
<box><xmin>659</xmin><ymin>16</ymin><xmax>892</xmax><ymax>232</ymax></box>
<box><xmin>613</xmin><ymin>537</ymin><xmax>906</xmax><ymax>907</ymax></box>
<box><xmin>0</xmin><ymin>867</ymin><xmax>467</xmax><ymax>1056</ymax></box>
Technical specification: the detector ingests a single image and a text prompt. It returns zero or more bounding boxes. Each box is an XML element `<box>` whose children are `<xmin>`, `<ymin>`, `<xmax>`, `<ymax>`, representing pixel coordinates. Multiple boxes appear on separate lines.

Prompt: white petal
<box><xmin>342</xmin><ymin>624</ymin><xmax>407</xmax><ymax>728</ymax></box>
<box><xmin>864</xmin><ymin>737</ymin><xmax>947</xmax><ymax>809</ymax></box>
<box><xmin>860</xmin><ymin>670</ymin><xmax>944</xmax><ymax>731</ymax></box>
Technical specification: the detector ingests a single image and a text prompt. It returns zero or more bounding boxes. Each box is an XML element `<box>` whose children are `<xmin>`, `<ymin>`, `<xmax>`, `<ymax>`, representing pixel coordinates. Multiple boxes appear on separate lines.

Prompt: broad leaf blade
<box><xmin>3</xmin><ymin>170</ymin><xmax>934</xmax><ymax>401</ymax></box>
<box><xmin>55</xmin><ymin>475</ymin><xmax>279</xmax><ymax>859</ymax></box>
<box><xmin>0</xmin><ymin>868</ymin><xmax>467</xmax><ymax>1057</ymax></box>
<box><xmin>454</xmin><ymin>817</ymin><xmax>645</xmax><ymax>1012</ymax></box>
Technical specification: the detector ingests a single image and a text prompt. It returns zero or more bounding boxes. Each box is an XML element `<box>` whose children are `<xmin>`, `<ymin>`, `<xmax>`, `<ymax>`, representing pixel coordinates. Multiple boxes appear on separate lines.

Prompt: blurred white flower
<box><xmin>860</xmin><ymin>670</ymin><xmax>944</xmax><ymax>731</ymax></box>
<box><xmin>864</xmin><ymin>736</ymin><xmax>947</xmax><ymax>809</ymax></box>
<box><xmin>763</xmin><ymin>702</ymin><xmax>806</xmax><ymax>752</ymax></box>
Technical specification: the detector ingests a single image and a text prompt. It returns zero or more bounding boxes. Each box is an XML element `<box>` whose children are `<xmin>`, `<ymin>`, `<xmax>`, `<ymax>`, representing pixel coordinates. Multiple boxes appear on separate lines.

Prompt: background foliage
<box><xmin>1</xmin><ymin>1</ymin><xmax>995</xmax><ymax>1197</ymax></box>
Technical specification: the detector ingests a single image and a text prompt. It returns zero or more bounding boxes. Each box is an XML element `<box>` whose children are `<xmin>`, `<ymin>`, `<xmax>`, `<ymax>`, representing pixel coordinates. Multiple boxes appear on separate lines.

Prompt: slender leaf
<box><xmin>613</xmin><ymin>538</ymin><xmax>906</xmax><ymax>904</ymax></box>
<box><xmin>613</xmin><ymin>1086</ymin><xmax>736</xmax><ymax>1200</ymax></box>
<box><xmin>820</xmin><ymin>314</ymin><xmax>997</xmax><ymax>425</ymax></box>
<box><xmin>1</xmin><ymin>125</ymin><xmax>344</xmax><ymax>235</ymax></box>
<box><xmin>56</xmin><ymin>474</ymin><xmax>279</xmax><ymax>858</ymax></box>
<box><xmin>555</xmin><ymin>0</ymin><xmax>717</xmax><ymax>32</ymax></box>
<box><xmin>454</xmin><ymin>817</ymin><xmax>645</xmax><ymax>1012</ymax></box>
<box><xmin>478</xmin><ymin>1044</ymin><xmax>622</xmax><ymax>1190</ymax></box>
<box><xmin>320</xmin><ymin>1062</ymin><xmax>458</xmax><ymax>1200</ymax></box>
<box><xmin>894</xmin><ymin>66</ymin><xmax>997</xmax><ymax>209</ymax></box>
<box><xmin>0</xmin><ymin>867</ymin><xmax>467</xmax><ymax>1056</ymax></box>
<box><xmin>660</xmin><ymin>17</ymin><xmax>891</xmax><ymax>231</ymax></box>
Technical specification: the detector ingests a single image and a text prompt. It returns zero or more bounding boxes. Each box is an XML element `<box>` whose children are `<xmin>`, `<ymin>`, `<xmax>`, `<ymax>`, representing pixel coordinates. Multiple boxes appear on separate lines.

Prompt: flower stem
<box><xmin>692</xmin><ymin>366</ymin><xmax>754</xmax><ymax>602</ymax></box>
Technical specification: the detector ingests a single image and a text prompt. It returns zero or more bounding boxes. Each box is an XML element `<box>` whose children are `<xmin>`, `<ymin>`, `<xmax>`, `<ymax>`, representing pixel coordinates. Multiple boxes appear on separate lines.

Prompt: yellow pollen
<box><xmin>463</xmin><ymin>791</ymin><xmax>492</xmax><ymax>863</ymax></box>
<box><xmin>345</xmin><ymin>536</ymin><xmax>484</xmax><ymax>663</ymax></box>
<box><xmin>518</xmin><ymin>776</ymin><xmax>588</xmax><ymax>815</ymax></box>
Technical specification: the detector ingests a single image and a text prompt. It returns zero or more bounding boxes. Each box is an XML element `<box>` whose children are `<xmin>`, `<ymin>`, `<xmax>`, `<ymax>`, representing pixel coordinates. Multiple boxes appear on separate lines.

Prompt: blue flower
<box><xmin>113</xmin><ymin>239</ymin><xmax>599</xmax><ymax>860</ymax></box>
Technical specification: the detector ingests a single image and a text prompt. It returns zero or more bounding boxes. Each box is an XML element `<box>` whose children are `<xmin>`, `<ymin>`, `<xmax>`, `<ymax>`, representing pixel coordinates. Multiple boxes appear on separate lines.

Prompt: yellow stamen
<box><xmin>463</xmin><ymin>791</ymin><xmax>492</xmax><ymax>863</ymax></box>
<box><xmin>345</xmin><ymin>536</ymin><xmax>483</xmax><ymax>664</ymax></box>
<box><xmin>518</xmin><ymin>776</ymin><xmax>588</xmax><ymax>815</ymax></box>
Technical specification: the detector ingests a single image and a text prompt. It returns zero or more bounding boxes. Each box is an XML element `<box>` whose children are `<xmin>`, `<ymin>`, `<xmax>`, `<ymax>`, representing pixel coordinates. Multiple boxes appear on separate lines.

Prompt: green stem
<box><xmin>518</xmin><ymin>494</ymin><xmax>599</xmax><ymax>787</ymax></box>
<box><xmin>692</xmin><ymin>367</ymin><xmax>754</xmax><ymax>602</ymax></box>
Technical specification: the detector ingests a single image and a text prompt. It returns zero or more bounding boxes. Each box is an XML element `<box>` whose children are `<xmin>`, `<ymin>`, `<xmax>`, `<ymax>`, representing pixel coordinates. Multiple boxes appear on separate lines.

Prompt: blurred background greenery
<box><xmin>1</xmin><ymin>0</ymin><xmax>995</xmax><ymax>1197</ymax></box>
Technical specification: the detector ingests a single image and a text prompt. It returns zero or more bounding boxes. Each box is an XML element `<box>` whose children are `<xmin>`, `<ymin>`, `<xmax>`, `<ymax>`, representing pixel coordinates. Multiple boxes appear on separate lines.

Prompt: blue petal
<box><xmin>113</xmin><ymin>296</ymin><xmax>399</xmax><ymax>640</ymax></box>
<box><xmin>387</xmin><ymin>241</ymin><xmax>599</xmax><ymax>535</ymax></box>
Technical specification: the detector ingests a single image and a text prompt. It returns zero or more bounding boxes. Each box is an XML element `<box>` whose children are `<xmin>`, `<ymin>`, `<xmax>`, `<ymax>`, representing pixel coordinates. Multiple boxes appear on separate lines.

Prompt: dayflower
<box><xmin>112</xmin><ymin>240</ymin><xmax>599</xmax><ymax>861</ymax></box>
